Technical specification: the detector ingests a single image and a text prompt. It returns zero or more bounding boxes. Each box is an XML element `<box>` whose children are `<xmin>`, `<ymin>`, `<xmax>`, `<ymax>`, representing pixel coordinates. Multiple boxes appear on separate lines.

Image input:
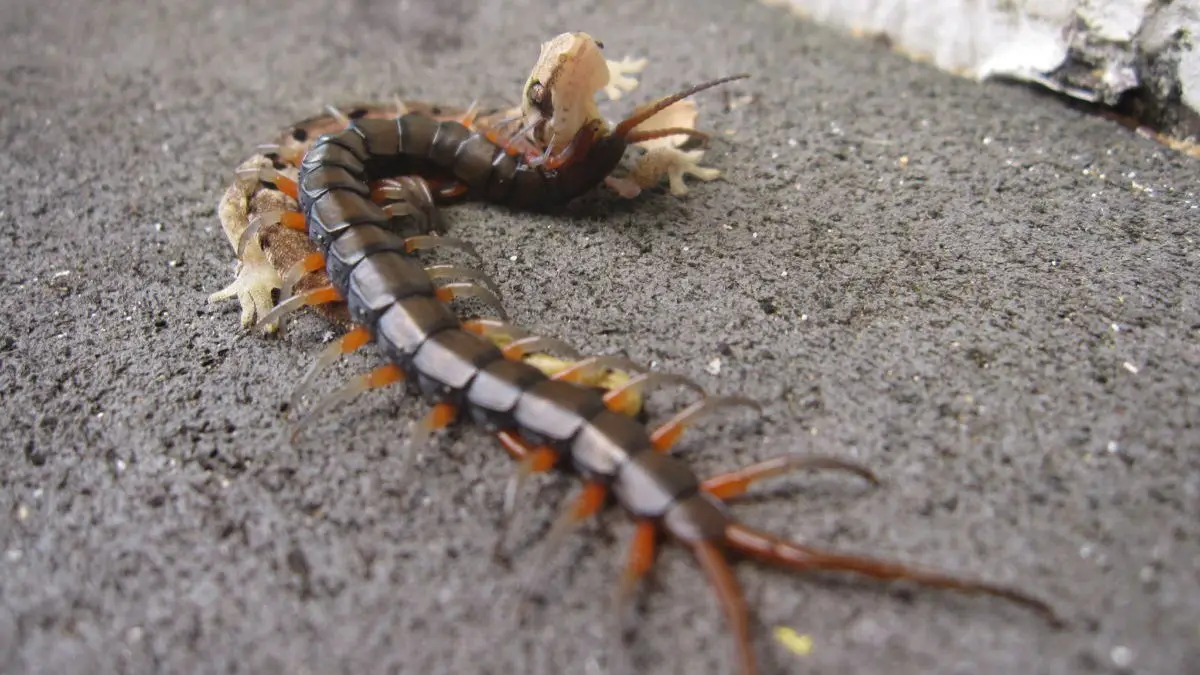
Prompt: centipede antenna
<box><xmin>613</xmin><ymin>74</ymin><xmax>750</xmax><ymax>139</ymax></box>
<box><xmin>424</xmin><ymin>264</ymin><xmax>503</xmax><ymax>297</ymax></box>
<box><xmin>391</xmin><ymin>94</ymin><xmax>409</xmax><ymax>116</ymax></box>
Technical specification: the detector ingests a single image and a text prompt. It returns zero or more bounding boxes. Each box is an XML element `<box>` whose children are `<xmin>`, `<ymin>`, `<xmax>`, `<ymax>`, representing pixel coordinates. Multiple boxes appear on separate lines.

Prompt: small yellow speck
<box><xmin>773</xmin><ymin>626</ymin><xmax>813</xmax><ymax>656</ymax></box>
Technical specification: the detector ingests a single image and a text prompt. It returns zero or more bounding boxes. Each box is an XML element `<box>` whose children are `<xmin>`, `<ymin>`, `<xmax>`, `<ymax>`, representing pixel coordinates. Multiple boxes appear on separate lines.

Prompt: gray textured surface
<box><xmin>774</xmin><ymin>0</ymin><xmax>1200</xmax><ymax>139</ymax></box>
<box><xmin>2</xmin><ymin>1</ymin><xmax>1198</xmax><ymax>674</ymax></box>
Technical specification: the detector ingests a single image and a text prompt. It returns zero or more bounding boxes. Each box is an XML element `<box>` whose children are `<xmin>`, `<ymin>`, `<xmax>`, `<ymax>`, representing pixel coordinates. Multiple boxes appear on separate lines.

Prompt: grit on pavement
<box><xmin>2</xmin><ymin>0</ymin><xmax>1197</xmax><ymax>674</ymax></box>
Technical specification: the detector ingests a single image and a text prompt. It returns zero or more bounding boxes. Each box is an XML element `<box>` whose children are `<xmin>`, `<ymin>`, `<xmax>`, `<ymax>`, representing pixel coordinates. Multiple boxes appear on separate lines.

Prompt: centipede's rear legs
<box><xmin>722</xmin><ymin>521</ymin><xmax>1062</xmax><ymax>624</ymax></box>
<box><xmin>684</xmin><ymin>458</ymin><xmax>1061</xmax><ymax>675</ymax></box>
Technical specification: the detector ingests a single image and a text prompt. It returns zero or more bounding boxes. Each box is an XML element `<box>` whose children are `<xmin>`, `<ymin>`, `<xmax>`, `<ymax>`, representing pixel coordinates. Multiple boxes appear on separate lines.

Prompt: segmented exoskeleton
<box><xmin>227</xmin><ymin>71</ymin><xmax>1062</xmax><ymax>674</ymax></box>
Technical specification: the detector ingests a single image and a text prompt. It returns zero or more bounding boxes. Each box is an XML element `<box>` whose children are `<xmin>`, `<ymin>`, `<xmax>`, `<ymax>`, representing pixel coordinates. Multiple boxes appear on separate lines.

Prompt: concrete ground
<box><xmin>2</xmin><ymin>0</ymin><xmax>1197</xmax><ymax>674</ymax></box>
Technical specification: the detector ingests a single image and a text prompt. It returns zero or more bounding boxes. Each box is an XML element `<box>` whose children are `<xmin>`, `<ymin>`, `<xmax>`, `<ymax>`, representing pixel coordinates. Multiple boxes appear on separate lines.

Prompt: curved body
<box><xmin>299</xmin><ymin>115</ymin><xmax>627</xmax><ymax>216</ymax></box>
<box><xmin>255</xmin><ymin>111</ymin><xmax>1061</xmax><ymax>675</ymax></box>
<box><xmin>297</xmin><ymin>114</ymin><xmax>732</xmax><ymax>539</ymax></box>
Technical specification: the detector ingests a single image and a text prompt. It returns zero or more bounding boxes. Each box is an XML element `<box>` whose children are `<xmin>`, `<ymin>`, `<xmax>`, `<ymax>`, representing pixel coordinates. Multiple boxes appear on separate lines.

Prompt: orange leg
<box><xmin>273</xmin><ymin>174</ymin><xmax>299</xmax><ymax>201</ymax></box>
<box><xmin>235</xmin><ymin>165</ymin><xmax>300</xmax><ymax>201</ymax></box>
<box><xmin>396</xmin><ymin>401</ymin><xmax>460</xmax><ymax>474</ymax></box>
<box><xmin>614</xmin><ymin>519</ymin><xmax>659</xmax><ymax>615</ymax></box>
<box><xmin>550</xmin><ymin>355</ymin><xmax>646</xmax><ymax>384</ymax></box>
<box><xmin>433</xmin><ymin>283</ymin><xmax>508</xmax><ymax>320</ymax></box>
<box><xmin>498</xmin><ymin>335</ymin><xmax>579</xmax><ymax>360</ymax></box>
<box><xmin>290</xmin><ymin>324</ymin><xmax>373</xmax><ymax>411</ymax></box>
<box><xmin>289</xmin><ymin>362</ymin><xmax>405</xmax><ymax>440</ymax></box>
<box><xmin>255</xmin><ymin>285</ymin><xmax>343</xmax><ymax>332</ymax></box>
<box><xmin>602</xmin><ymin>372</ymin><xmax>706</xmax><ymax>415</ymax></box>
<box><xmin>692</xmin><ymin>541</ymin><xmax>756</xmax><ymax>675</ymax></box>
<box><xmin>280</xmin><ymin>251</ymin><xmax>326</xmax><ymax>305</ymax></box>
<box><xmin>518</xmin><ymin>478</ymin><xmax>611</xmax><ymax>585</ymax></box>
<box><xmin>723</xmin><ymin>523</ymin><xmax>1062</xmax><ymax>627</ymax></box>
<box><xmin>279</xmin><ymin>210</ymin><xmax>306</xmax><ymax>232</ymax></box>
<box><xmin>424</xmin><ymin>401</ymin><xmax>458</xmax><ymax>430</ymax></box>
<box><xmin>648</xmin><ymin>396</ymin><xmax>761</xmax><ymax>453</ymax></box>
<box><xmin>701</xmin><ymin>454</ymin><xmax>879</xmax><ymax>500</ymax></box>
<box><xmin>456</xmin><ymin>101</ymin><xmax>480</xmax><ymax>129</ymax></box>
<box><xmin>492</xmin><ymin>430</ymin><xmax>563</xmax><ymax>561</ymax></box>
<box><xmin>494</xmin><ymin>430</ymin><xmax>558</xmax><ymax>470</ymax></box>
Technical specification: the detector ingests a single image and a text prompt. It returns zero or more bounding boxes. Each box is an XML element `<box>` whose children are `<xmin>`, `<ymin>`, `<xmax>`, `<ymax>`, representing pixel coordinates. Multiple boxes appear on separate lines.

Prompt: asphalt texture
<box><xmin>2</xmin><ymin>1</ymin><xmax>1198</xmax><ymax>674</ymax></box>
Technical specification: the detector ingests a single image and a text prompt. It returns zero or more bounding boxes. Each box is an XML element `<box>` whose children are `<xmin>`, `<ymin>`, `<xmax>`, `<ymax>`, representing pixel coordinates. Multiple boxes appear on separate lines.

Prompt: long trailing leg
<box><xmin>691</xmin><ymin>540</ymin><xmax>757</xmax><ymax>675</ymax></box>
<box><xmin>722</xmin><ymin>522</ymin><xmax>1062</xmax><ymax>626</ymax></box>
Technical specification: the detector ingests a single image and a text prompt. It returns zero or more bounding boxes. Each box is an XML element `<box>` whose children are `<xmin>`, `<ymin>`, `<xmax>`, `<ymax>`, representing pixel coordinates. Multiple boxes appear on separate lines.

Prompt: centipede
<box><xmin>214</xmin><ymin>32</ymin><xmax>1061</xmax><ymax>675</ymax></box>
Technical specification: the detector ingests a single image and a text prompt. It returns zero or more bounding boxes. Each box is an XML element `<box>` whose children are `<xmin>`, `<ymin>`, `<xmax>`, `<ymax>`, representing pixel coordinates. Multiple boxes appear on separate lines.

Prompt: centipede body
<box><xmin>223</xmin><ymin>59</ymin><xmax>1061</xmax><ymax>673</ymax></box>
